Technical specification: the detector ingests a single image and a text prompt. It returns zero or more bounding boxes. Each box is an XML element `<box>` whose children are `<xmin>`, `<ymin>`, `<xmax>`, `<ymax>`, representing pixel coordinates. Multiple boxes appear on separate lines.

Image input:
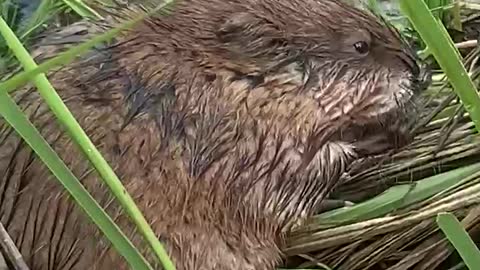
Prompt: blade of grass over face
<box><xmin>400</xmin><ymin>0</ymin><xmax>480</xmax><ymax>133</ymax></box>
<box><xmin>0</xmin><ymin>3</ymin><xmax>176</xmax><ymax>269</ymax></box>
<box><xmin>0</xmin><ymin>92</ymin><xmax>152</xmax><ymax>270</ymax></box>
<box><xmin>437</xmin><ymin>213</ymin><xmax>480</xmax><ymax>270</ymax></box>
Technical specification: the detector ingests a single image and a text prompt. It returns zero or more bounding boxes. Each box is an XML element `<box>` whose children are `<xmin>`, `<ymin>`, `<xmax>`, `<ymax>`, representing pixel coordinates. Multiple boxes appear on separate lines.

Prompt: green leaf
<box><xmin>19</xmin><ymin>0</ymin><xmax>62</xmax><ymax>39</ymax></box>
<box><xmin>314</xmin><ymin>163</ymin><xmax>480</xmax><ymax>225</ymax></box>
<box><xmin>63</xmin><ymin>0</ymin><xmax>103</xmax><ymax>19</ymax></box>
<box><xmin>399</xmin><ymin>0</ymin><xmax>480</xmax><ymax>134</ymax></box>
<box><xmin>437</xmin><ymin>213</ymin><xmax>480</xmax><ymax>270</ymax></box>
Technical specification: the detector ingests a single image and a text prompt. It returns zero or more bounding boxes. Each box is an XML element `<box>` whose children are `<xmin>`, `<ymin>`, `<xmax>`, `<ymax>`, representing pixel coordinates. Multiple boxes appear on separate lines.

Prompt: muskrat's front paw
<box><xmin>352</xmin><ymin>126</ymin><xmax>412</xmax><ymax>157</ymax></box>
<box><xmin>311</xmin><ymin>141</ymin><xmax>357</xmax><ymax>172</ymax></box>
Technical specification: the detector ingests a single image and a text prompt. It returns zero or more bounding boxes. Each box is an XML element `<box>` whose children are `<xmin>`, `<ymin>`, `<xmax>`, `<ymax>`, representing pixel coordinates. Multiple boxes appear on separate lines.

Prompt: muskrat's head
<box><xmin>124</xmin><ymin>0</ymin><xmax>429</xmax><ymax>152</ymax></box>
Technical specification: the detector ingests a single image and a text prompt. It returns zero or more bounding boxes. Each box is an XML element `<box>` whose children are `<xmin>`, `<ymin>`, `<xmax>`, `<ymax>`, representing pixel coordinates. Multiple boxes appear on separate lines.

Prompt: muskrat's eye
<box><xmin>354</xmin><ymin>41</ymin><xmax>370</xmax><ymax>55</ymax></box>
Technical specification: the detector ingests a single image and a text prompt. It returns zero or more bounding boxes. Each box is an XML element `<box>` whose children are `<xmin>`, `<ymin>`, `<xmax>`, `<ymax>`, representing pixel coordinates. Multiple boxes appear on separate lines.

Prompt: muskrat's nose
<box><xmin>397</xmin><ymin>48</ymin><xmax>422</xmax><ymax>77</ymax></box>
<box><xmin>400</xmin><ymin>48</ymin><xmax>431</xmax><ymax>93</ymax></box>
<box><xmin>414</xmin><ymin>63</ymin><xmax>432</xmax><ymax>92</ymax></box>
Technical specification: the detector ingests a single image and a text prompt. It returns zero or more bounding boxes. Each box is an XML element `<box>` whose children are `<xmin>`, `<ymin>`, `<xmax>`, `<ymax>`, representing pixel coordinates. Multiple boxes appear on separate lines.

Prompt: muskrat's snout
<box><xmin>335</xmin><ymin>44</ymin><xmax>430</xmax><ymax>155</ymax></box>
<box><xmin>411</xmin><ymin>62</ymin><xmax>432</xmax><ymax>93</ymax></box>
<box><xmin>359</xmin><ymin>56</ymin><xmax>430</xmax><ymax>154</ymax></box>
<box><xmin>400</xmin><ymin>42</ymin><xmax>432</xmax><ymax>94</ymax></box>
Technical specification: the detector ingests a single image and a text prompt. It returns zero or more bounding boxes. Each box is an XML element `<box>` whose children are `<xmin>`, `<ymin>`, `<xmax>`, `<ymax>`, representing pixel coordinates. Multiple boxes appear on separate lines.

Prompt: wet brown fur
<box><xmin>0</xmin><ymin>0</ymin><xmax>424</xmax><ymax>269</ymax></box>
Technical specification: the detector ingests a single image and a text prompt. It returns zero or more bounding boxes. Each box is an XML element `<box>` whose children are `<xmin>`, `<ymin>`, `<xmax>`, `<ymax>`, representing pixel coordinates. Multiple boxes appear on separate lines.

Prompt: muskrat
<box><xmin>0</xmin><ymin>0</ymin><xmax>427</xmax><ymax>269</ymax></box>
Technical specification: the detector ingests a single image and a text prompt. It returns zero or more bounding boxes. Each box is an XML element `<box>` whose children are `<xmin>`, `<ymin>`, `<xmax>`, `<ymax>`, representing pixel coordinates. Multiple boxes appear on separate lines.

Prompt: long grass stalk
<box><xmin>312</xmin><ymin>162</ymin><xmax>480</xmax><ymax>225</ymax></box>
<box><xmin>437</xmin><ymin>213</ymin><xmax>480</xmax><ymax>270</ymax></box>
<box><xmin>0</xmin><ymin>92</ymin><xmax>152</xmax><ymax>270</ymax></box>
<box><xmin>399</xmin><ymin>2</ymin><xmax>480</xmax><ymax>269</ymax></box>
<box><xmin>0</xmin><ymin>2</ymin><xmax>176</xmax><ymax>269</ymax></box>
<box><xmin>62</xmin><ymin>0</ymin><xmax>103</xmax><ymax>19</ymax></box>
<box><xmin>400</xmin><ymin>0</ymin><xmax>480</xmax><ymax>133</ymax></box>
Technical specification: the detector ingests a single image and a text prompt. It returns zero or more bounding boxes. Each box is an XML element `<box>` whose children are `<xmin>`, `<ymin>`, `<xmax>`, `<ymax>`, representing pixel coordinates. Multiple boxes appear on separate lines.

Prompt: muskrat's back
<box><xmin>0</xmin><ymin>0</ymin><xmax>424</xmax><ymax>269</ymax></box>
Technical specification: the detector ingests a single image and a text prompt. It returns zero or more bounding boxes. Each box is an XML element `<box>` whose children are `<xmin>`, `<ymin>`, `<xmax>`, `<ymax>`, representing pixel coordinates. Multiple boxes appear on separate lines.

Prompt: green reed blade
<box><xmin>0</xmin><ymin>3</ymin><xmax>176</xmax><ymax>269</ymax></box>
<box><xmin>314</xmin><ymin>162</ymin><xmax>480</xmax><ymax>225</ymax></box>
<box><xmin>400</xmin><ymin>0</ymin><xmax>480</xmax><ymax>133</ymax></box>
<box><xmin>0</xmin><ymin>92</ymin><xmax>152</xmax><ymax>270</ymax></box>
<box><xmin>437</xmin><ymin>213</ymin><xmax>480</xmax><ymax>270</ymax></box>
<box><xmin>19</xmin><ymin>0</ymin><xmax>64</xmax><ymax>40</ymax></box>
<box><xmin>62</xmin><ymin>0</ymin><xmax>103</xmax><ymax>19</ymax></box>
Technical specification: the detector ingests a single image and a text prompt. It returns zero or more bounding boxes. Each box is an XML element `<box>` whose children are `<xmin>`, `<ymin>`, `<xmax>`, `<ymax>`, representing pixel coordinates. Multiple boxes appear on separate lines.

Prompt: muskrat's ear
<box><xmin>216</xmin><ymin>12</ymin><xmax>260</xmax><ymax>42</ymax></box>
<box><xmin>216</xmin><ymin>12</ymin><xmax>283</xmax><ymax>56</ymax></box>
